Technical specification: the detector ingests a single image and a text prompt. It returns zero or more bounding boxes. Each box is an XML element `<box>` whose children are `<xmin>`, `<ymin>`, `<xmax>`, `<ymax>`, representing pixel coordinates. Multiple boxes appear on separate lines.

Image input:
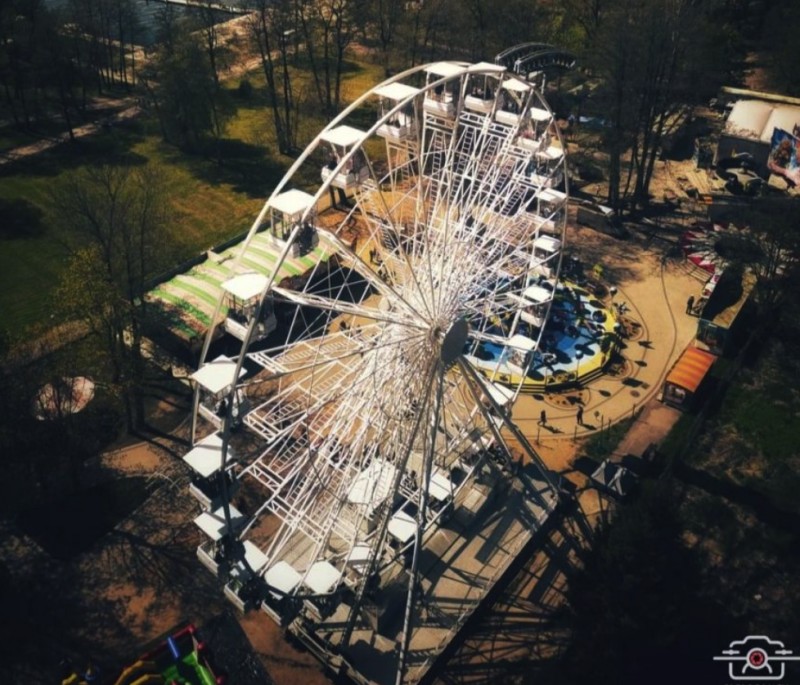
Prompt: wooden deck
<box><xmin>286</xmin><ymin>464</ymin><xmax>559</xmax><ymax>685</ymax></box>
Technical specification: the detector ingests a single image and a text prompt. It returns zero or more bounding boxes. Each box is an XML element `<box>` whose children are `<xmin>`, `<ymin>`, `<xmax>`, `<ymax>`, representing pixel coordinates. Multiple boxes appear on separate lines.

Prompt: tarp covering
<box><xmin>665</xmin><ymin>347</ymin><xmax>716</xmax><ymax>394</ymax></box>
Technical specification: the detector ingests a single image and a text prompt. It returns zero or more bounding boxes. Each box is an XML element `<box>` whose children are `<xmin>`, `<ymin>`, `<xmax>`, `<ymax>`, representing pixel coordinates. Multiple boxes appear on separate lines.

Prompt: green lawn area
<box><xmin>0</xmin><ymin>57</ymin><xmax>386</xmax><ymax>336</ymax></box>
<box><xmin>0</xmin><ymin>128</ymin><xmax>267</xmax><ymax>333</ymax></box>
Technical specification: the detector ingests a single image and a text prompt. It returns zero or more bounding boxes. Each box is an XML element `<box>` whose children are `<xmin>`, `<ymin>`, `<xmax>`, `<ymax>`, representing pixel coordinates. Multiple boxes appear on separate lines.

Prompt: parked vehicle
<box><xmin>576</xmin><ymin>201</ymin><xmax>629</xmax><ymax>238</ymax></box>
<box><xmin>719</xmin><ymin>167</ymin><xmax>763</xmax><ymax>195</ymax></box>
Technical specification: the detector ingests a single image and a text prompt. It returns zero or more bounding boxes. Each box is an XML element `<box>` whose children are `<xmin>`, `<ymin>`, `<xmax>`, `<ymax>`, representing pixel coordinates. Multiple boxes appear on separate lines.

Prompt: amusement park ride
<box><xmin>184</xmin><ymin>47</ymin><xmax>590</xmax><ymax>685</ymax></box>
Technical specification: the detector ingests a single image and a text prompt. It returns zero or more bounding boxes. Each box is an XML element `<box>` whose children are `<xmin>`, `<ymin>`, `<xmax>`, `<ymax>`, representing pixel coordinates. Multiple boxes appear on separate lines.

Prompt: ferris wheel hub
<box><xmin>439</xmin><ymin>316</ymin><xmax>468</xmax><ymax>365</ymax></box>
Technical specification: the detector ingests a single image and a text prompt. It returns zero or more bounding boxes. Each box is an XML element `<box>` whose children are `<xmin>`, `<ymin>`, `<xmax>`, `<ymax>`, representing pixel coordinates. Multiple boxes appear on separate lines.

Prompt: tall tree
<box><xmin>297</xmin><ymin>0</ymin><xmax>356</xmax><ymax>115</ymax></box>
<box><xmin>247</xmin><ymin>0</ymin><xmax>297</xmax><ymax>153</ymax></box>
<box><xmin>592</xmin><ymin>0</ymin><xmax>717</xmax><ymax>210</ymax></box>
<box><xmin>49</xmin><ymin>165</ymin><xmax>172</xmax><ymax>430</ymax></box>
<box><xmin>140</xmin><ymin>19</ymin><xmax>231</xmax><ymax>156</ymax></box>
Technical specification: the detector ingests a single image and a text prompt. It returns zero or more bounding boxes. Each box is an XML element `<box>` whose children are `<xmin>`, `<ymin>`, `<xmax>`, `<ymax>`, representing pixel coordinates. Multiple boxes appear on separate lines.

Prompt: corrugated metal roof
<box><xmin>665</xmin><ymin>347</ymin><xmax>716</xmax><ymax>394</ymax></box>
<box><xmin>725</xmin><ymin>100</ymin><xmax>800</xmax><ymax>141</ymax></box>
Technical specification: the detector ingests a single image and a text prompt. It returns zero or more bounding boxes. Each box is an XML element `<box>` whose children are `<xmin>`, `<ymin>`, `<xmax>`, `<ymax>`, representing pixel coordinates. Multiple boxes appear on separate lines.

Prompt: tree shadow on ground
<box><xmin>674</xmin><ymin>459</ymin><xmax>800</xmax><ymax>535</ymax></box>
<box><xmin>530</xmin><ymin>479</ymin><xmax>740</xmax><ymax>685</ymax></box>
<box><xmin>566</xmin><ymin>227</ymin><xmax>656</xmax><ymax>287</ymax></box>
<box><xmin>182</xmin><ymin>138</ymin><xmax>288</xmax><ymax>199</ymax></box>
<box><xmin>14</xmin><ymin>476</ymin><xmax>153</xmax><ymax>561</ymax></box>
<box><xmin>0</xmin><ymin>198</ymin><xmax>45</xmax><ymax>240</ymax></box>
<box><xmin>0</xmin><ymin>125</ymin><xmax>149</xmax><ymax>180</ymax></box>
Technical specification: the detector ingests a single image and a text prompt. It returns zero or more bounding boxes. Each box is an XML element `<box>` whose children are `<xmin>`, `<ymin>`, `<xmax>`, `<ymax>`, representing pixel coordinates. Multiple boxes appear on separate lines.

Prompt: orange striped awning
<box><xmin>665</xmin><ymin>347</ymin><xmax>716</xmax><ymax>394</ymax></box>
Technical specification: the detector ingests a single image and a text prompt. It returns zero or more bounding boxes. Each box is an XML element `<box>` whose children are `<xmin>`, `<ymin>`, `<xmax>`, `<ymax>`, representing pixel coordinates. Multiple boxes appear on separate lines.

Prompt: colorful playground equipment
<box><xmin>60</xmin><ymin>625</ymin><xmax>223</xmax><ymax>685</ymax></box>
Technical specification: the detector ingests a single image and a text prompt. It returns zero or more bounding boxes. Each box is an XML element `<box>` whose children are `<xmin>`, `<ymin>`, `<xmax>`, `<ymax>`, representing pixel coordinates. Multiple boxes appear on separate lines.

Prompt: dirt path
<box><xmin>0</xmin><ymin>102</ymin><xmax>141</xmax><ymax>167</ymax></box>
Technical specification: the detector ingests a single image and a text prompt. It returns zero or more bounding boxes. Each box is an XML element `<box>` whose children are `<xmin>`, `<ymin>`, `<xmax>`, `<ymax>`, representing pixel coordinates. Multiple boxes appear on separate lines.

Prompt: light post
<box><xmin>575</xmin><ymin>349</ymin><xmax>584</xmax><ymax>384</ymax></box>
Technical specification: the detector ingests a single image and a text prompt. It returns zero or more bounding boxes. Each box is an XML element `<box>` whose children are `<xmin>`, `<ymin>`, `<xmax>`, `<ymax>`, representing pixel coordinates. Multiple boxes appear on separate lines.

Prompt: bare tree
<box><xmin>592</xmin><ymin>0</ymin><xmax>709</xmax><ymax>210</ymax></box>
<box><xmin>297</xmin><ymin>0</ymin><xmax>356</xmax><ymax>115</ymax></box>
<box><xmin>247</xmin><ymin>0</ymin><xmax>297</xmax><ymax>153</ymax></box>
<box><xmin>50</xmin><ymin>165</ymin><xmax>172</xmax><ymax>430</ymax></box>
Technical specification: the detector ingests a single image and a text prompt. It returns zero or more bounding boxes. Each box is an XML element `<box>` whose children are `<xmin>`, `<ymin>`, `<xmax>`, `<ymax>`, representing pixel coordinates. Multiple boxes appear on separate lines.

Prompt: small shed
<box><xmin>591</xmin><ymin>460</ymin><xmax>637</xmax><ymax>498</ymax></box>
<box><xmin>662</xmin><ymin>346</ymin><xmax>716</xmax><ymax>408</ymax></box>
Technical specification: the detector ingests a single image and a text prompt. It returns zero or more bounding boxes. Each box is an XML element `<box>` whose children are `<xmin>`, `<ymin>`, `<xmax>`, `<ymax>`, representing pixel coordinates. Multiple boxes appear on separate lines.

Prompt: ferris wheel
<box><xmin>186</xmin><ymin>59</ymin><xmax>566</xmax><ymax>683</ymax></box>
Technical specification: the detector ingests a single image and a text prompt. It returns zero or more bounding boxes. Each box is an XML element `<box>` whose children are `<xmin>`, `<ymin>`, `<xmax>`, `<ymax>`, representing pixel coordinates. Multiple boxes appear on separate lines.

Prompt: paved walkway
<box><xmin>510</xmin><ymin>222</ymin><xmax>704</xmax><ymax>473</ymax></box>
<box><xmin>0</xmin><ymin>101</ymin><xmax>141</xmax><ymax>166</ymax></box>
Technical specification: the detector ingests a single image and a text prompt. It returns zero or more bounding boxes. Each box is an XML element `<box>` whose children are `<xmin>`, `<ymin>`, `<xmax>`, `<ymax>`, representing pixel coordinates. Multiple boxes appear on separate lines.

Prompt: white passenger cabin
<box><xmin>464</xmin><ymin>63</ymin><xmax>504</xmax><ymax>114</ymax></box>
<box><xmin>526</xmin><ymin>188</ymin><xmax>566</xmax><ymax>236</ymax></box>
<box><xmin>192</xmin><ymin>355</ymin><xmax>246</xmax><ymax>429</ymax></box>
<box><xmin>506</xmin><ymin>334</ymin><xmax>536</xmax><ymax>372</ymax></box>
<box><xmin>183</xmin><ymin>431</ymin><xmax>239</xmax><ymax>510</ymax></box>
<box><xmin>222</xmin><ymin>273</ymin><xmax>276</xmax><ymax>342</ymax></box>
<box><xmin>519</xmin><ymin>284</ymin><xmax>552</xmax><ymax>328</ymax></box>
<box><xmin>527</xmin><ymin>144</ymin><xmax>564</xmax><ymax>188</ymax></box>
<box><xmin>495</xmin><ymin>78</ymin><xmax>531</xmax><ymax>126</ymax></box>
<box><xmin>423</xmin><ymin>62</ymin><xmax>463</xmax><ymax>119</ymax></box>
<box><xmin>375</xmin><ymin>82</ymin><xmax>420</xmax><ymax>141</ymax></box>
<box><xmin>517</xmin><ymin>106</ymin><xmax>552</xmax><ymax>152</ymax></box>
<box><xmin>320</xmin><ymin>125</ymin><xmax>369</xmax><ymax>192</ymax></box>
<box><xmin>482</xmin><ymin>381</ymin><xmax>515</xmax><ymax>423</ymax></box>
<box><xmin>266</xmin><ymin>188</ymin><xmax>318</xmax><ymax>257</ymax></box>
<box><xmin>529</xmin><ymin>235</ymin><xmax>561</xmax><ymax>279</ymax></box>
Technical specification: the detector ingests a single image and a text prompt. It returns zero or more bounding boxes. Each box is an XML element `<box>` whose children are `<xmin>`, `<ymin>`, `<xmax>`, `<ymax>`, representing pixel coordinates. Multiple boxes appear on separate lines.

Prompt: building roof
<box><xmin>268</xmin><ymin>188</ymin><xmax>316</xmax><ymax>216</ymax></box>
<box><xmin>373</xmin><ymin>82</ymin><xmax>420</xmax><ymax>101</ymax></box>
<box><xmin>591</xmin><ymin>460</ymin><xmax>637</xmax><ymax>497</ymax></box>
<box><xmin>664</xmin><ymin>346</ymin><xmax>716</xmax><ymax>394</ymax></box>
<box><xmin>222</xmin><ymin>273</ymin><xmax>269</xmax><ymax>300</ymax></box>
<box><xmin>725</xmin><ymin>99</ymin><xmax>800</xmax><ymax>142</ymax></box>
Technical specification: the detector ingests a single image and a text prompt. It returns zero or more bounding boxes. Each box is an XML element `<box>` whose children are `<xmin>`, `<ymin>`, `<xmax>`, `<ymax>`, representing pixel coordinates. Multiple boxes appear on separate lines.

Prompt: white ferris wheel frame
<box><xmin>188</xmin><ymin>59</ymin><xmax>568</xmax><ymax>684</ymax></box>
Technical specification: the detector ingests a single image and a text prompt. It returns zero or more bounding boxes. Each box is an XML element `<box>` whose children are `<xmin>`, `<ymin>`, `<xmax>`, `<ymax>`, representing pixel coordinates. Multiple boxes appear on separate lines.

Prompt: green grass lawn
<box><xmin>0</xmin><ymin>127</ymin><xmax>266</xmax><ymax>333</ymax></box>
<box><xmin>0</xmin><ymin>58</ymin><xmax>387</xmax><ymax>336</ymax></box>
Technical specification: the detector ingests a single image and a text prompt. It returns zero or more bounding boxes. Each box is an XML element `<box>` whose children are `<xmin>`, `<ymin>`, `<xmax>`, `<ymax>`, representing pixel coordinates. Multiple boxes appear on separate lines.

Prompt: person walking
<box><xmin>576</xmin><ymin>405</ymin><xmax>584</xmax><ymax>425</ymax></box>
<box><xmin>539</xmin><ymin>409</ymin><xmax>547</xmax><ymax>426</ymax></box>
<box><xmin>686</xmin><ymin>295</ymin><xmax>695</xmax><ymax>314</ymax></box>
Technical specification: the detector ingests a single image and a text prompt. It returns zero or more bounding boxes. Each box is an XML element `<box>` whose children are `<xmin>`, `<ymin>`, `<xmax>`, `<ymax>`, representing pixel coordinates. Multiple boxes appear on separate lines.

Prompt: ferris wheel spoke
<box><xmin>318</xmin><ymin>228</ymin><xmax>433</xmax><ymax>323</ymax></box>
<box><xmin>352</xmin><ymin>165</ymin><xmax>444</xmax><ymax>325</ymax></box>
<box><xmin>242</xmin><ymin>328</ymin><xmax>426</xmax><ymax>387</ymax></box>
<box><xmin>272</xmin><ymin>285</ymin><xmax>425</xmax><ymax>331</ymax></box>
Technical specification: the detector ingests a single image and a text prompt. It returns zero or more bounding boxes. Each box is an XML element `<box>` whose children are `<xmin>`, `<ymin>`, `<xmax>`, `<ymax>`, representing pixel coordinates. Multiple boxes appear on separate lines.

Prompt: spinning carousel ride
<box><xmin>185</xmin><ymin>60</ymin><xmax>568</xmax><ymax>685</ymax></box>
